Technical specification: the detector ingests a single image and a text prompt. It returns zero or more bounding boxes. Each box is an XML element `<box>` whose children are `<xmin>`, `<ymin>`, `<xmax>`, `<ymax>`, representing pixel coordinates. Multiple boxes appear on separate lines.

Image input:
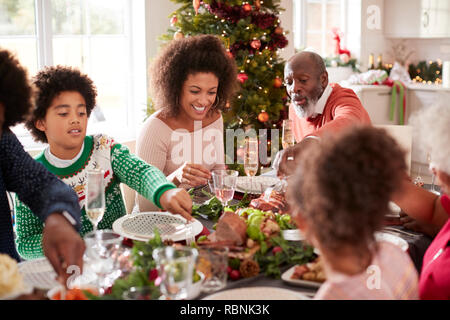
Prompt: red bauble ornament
<box><xmin>226</xmin><ymin>49</ymin><xmax>234</xmax><ymax>59</ymax></box>
<box><xmin>170</xmin><ymin>16</ymin><xmax>178</xmax><ymax>26</ymax></box>
<box><xmin>273</xmin><ymin>77</ymin><xmax>283</xmax><ymax>88</ymax></box>
<box><xmin>250</xmin><ymin>39</ymin><xmax>261</xmax><ymax>50</ymax></box>
<box><xmin>274</xmin><ymin>27</ymin><xmax>283</xmax><ymax>35</ymax></box>
<box><xmin>237</xmin><ymin>73</ymin><xmax>248</xmax><ymax>84</ymax></box>
<box><xmin>243</xmin><ymin>3</ymin><xmax>252</xmax><ymax>12</ymax></box>
<box><xmin>193</xmin><ymin>0</ymin><xmax>201</xmax><ymax>14</ymax></box>
<box><xmin>258</xmin><ymin>111</ymin><xmax>269</xmax><ymax>122</ymax></box>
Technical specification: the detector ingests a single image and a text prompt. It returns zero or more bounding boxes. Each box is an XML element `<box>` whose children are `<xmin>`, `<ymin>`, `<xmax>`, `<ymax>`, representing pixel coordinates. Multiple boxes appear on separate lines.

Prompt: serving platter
<box><xmin>281</xmin><ymin>265</ymin><xmax>323</xmax><ymax>289</ymax></box>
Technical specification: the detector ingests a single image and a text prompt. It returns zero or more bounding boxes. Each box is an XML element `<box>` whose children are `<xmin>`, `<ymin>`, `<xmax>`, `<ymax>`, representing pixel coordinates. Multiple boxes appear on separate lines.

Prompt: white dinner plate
<box><xmin>281</xmin><ymin>265</ymin><xmax>323</xmax><ymax>289</ymax></box>
<box><xmin>385</xmin><ymin>201</ymin><xmax>401</xmax><ymax>218</ymax></box>
<box><xmin>374</xmin><ymin>232</ymin><xmax>409</xmax><ymax>251</ymax></box>
<box><xmin>282</xmin><ymin>229</ymin><xmax>305</xmax><ymax>241</ymax></box>
<box><xmin>112</xmin><ymin>211</ymin><xmax>203</xmax><ymax>242</ymax></box>
<box><xmin>235</xmin><ymin>176</ymin><xmax>280</xmax><ymax>194</ymax></box>
<box><xmin>202</xmin><ymin>286</ymin><xmax>310</xmax><ymax>300</ymax></box>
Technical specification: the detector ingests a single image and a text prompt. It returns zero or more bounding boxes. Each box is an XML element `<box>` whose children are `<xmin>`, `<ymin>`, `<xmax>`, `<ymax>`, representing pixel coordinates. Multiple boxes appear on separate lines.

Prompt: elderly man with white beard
<box><xmin>276</xmin><ymin>51</ymin><xmax>371</xmax><ymax>177</ymax></box>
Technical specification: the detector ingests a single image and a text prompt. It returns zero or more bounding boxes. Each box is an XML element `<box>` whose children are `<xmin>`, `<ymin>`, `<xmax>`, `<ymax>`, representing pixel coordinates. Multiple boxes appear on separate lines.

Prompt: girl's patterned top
<box><xmin>15</xmin><ymin>134</ymin><xmax>176</xmax><ymax>260</ymax></box>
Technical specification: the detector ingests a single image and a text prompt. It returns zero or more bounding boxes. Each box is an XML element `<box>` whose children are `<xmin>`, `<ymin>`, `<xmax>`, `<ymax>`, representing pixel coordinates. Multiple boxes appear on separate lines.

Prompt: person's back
<box><xmin>315</xmin><ymin>242</ymin><xmax>418</xmax><ymax>300</ymax></box>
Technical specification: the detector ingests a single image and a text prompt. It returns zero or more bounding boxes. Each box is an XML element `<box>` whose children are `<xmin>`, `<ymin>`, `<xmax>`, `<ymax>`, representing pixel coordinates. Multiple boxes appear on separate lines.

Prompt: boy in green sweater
<box><xmin>15</xmin><ymin>66</ymin><xmax>193</xmax><ymax>260</ymax></box>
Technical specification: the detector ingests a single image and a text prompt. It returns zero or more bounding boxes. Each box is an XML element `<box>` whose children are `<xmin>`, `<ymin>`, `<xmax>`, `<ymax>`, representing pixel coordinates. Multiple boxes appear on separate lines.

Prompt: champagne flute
<box><xmin>212</xmin><ymin>170</ymin><xmax>238</xmax><ymax>208</ymax></box>
<box><xmin>86</xmin><ymin>169</ymin><xmax>105</xmax><ymax>232</ymax></box>
<box><xmin>282</xmin><ymin>119</ymin><xmax>295</xmax><ymax>150</ymax></box>
<box><xmin>244</xmin><ymin>136</ymin><xmax>259</xmax><ymax>193</ymax></box>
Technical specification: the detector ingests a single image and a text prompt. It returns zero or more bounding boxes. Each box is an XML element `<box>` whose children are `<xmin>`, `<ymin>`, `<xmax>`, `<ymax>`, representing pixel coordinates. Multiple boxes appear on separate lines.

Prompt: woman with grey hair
<box><xmin>392</xmin><ymin>103</ymin><xmax>450</xmax><ymax>300</ymax></box>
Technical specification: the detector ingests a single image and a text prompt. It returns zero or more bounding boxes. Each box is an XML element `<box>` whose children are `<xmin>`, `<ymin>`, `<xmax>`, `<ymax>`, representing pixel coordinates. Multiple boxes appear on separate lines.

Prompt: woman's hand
<box><xmin>159</xmin><ymin>188</ymin><xmax>193</xmax><ymax>221</ymax></box>
<box><xmin>180</xmin><ymin>163</ymin><xmax>211</xmax><ymax>188</ymax></box>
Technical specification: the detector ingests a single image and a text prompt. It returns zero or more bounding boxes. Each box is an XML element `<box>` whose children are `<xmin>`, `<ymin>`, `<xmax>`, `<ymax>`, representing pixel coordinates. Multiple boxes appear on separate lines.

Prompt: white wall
<box><xmin>279</xmin><ymin>0</ymin><xmax>296</xmax><ymax>61</ymax></box>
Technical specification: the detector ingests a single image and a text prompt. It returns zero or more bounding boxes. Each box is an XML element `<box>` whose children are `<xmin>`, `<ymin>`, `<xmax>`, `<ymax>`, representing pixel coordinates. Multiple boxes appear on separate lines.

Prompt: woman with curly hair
<box><xmin>392</xmin><ymin>103</ymin><xmax>450</xmax><ymax>300</ymax></box>
<box><xmin>0</xmin><ymin>49</ymin><xmax>85</xmax><ymax>285</ymax></box>
<box><xmin>287</xmin><ymin>126</ymin><xmax>419</xmax><ymax>299</ymax></box>
<box><xmin>15</xmin><ymin>65</ymin><xmax>193</xmax><ymax>259</ymax></box>
<box><xmin>136</xmin><ymin>34</ymin><xmax>238</xmax><ymax>212</ymax></box>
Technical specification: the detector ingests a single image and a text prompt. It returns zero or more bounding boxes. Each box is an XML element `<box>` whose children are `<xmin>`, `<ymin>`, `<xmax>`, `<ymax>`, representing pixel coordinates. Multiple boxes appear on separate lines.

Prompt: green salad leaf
<box><xmin>254</xmin><ymin>236</ymin><xmax>316</xmax><ymax>278</ymax></box>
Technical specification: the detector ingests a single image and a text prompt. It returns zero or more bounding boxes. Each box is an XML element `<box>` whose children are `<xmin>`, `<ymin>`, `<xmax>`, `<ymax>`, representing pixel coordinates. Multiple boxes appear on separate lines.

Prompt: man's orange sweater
<box><xmin>289</xmin><ymin>83</ymin><xmax>371</xmax><ymax>142</ymax></box>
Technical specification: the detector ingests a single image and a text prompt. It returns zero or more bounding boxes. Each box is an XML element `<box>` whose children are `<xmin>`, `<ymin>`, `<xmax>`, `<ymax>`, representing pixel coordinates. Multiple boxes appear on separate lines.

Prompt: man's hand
<box><xmin>159</xmin><ymin>188</ymin><xmax>193</xmax><ymax>221</ymax></box>
<box><xmin>42</xmin><ymin>213</ymin><xmax>85</xmax><ymax>288</ymax></box>
<box><xmin>277</xmin><ymin>137</ymin><xmax>319</xmax><ymax>178</ymax></box>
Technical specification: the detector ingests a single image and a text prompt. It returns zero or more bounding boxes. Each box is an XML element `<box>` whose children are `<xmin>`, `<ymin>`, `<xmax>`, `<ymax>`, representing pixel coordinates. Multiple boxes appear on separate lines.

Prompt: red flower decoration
<box><xmin>237</xmin><ymin>73</ymin><xmax>248</xmax><ymax>84</ymax></box>
<box><xmin>148</xmin><ymin>268</ymin><xmax>159</xmax><ymax>281</ymax></box>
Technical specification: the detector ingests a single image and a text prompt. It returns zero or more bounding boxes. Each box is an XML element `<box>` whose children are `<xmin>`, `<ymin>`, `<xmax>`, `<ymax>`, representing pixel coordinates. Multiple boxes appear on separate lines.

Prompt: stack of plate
<box><xmin>235</xmin><ymin>176</ymin><xmax>280</xmax><ymax>195</ymax></box>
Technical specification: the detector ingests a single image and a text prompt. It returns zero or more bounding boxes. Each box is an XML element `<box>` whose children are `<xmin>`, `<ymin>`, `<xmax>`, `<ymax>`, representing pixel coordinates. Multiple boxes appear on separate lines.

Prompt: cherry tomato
<box><xmin>272</xmin><ymin>246</ymin><xmax>282</xmax><ymax>254</ymax></box>
<box><xmin>230</xmin><ymin>269</ymin><xmax>241</xmax><ymax>280</ymax></box>
<box><xmin>227</xmin><ymin>266</ymin><xmax>232</xmax><ymax>274</ymax></box>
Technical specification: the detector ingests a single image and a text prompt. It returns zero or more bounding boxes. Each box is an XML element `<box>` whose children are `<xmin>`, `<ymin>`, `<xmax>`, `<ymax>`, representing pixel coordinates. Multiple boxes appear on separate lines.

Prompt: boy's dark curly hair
<box><xmin>0</xmin><ymin>49</ymin><xmax>34</xmax><ymax>129</ymax></box>
<box><xmin>287</xmin><ymin>126</ymin><xmax>407</xmax><ymax>255</ymax></box>
<box><xmin>150</xmin><ymin>34</ymin><xmax>239</xmax><ymax>117</ymax></box>
<box><xmin>26</xmin><ymin>65</ymin><xmax>97</xmax><ymax>143</ymax></box>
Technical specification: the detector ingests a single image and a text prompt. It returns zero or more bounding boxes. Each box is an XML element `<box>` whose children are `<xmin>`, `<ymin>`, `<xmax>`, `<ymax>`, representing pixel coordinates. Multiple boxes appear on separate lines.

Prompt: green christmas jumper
<box><xmin>15</xmin><ymin>134</ymin><xmax>176</xmax><ymax>260</ymax></box>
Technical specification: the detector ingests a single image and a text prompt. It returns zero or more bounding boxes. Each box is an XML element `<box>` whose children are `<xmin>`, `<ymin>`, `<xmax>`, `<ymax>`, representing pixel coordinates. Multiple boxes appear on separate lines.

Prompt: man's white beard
<box><xmin>292</xmin><ymin>98</ymin><xmax>318</xmax><ymax>119</ymax></box>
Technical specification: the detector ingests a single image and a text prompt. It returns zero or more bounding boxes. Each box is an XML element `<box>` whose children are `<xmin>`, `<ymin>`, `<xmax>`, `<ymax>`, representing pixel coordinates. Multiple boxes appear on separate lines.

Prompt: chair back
<box><xmin>375</xmin><ymin>124</ymin><xmax>412</xmax><ymax>174</ymax></box>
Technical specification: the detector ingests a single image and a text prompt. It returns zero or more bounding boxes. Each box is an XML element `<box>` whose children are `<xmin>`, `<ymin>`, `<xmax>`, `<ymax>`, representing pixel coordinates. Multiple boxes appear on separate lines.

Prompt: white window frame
<box><xmin>6</xmin><ymin>0</ymin><xmax>147</xmax><ymax>150</ymax></box>
<box><xmin>293</xmin><ymin>0</ymin><xmax>348</xmax><ymax>56</ymax></box>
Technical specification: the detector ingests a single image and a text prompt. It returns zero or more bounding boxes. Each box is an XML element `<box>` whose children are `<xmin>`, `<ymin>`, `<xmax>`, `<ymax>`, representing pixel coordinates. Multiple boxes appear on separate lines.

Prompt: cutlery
<box><xmin>383</xmin><ymin>227</ymin><xmax>421</xmax><ymax>238</ymax></box>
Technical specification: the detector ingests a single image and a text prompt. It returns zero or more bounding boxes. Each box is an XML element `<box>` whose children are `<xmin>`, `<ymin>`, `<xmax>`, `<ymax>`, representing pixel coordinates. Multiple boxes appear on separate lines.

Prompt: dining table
<box><xmin>12</xmin><ymin>178</ymin><xmax>437</xmax><ymax>300</ymax></box>
<box><xmin>187</xmin><ymin>180</ymin><xmax>438</xmax><ymax>300</ymax></box>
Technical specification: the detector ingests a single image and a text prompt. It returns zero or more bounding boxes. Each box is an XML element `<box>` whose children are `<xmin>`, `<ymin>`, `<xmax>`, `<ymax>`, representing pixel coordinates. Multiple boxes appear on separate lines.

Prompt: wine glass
<box><xmin>86</xmin><ymin>169</ymin><xmax>105</xmax><ymax>232</ymax></box>
<box><xmin>282</xmin><ymin>119</ymin><xmax>295</xmax><ymax>150</ymax></box>
<box><xmin>212</xmin><ymin>169</ymin><xmax>238</xmax><ymax>207</ymax></box>
<box><xmin>84</xmin><ymin>230</ymin><xmax>124</xmax><ymax>294</ymax></box>
<box><xmin>244</xmin><ymin>136</ymin><xmax>259</xmax><ymax>193</ymax></box>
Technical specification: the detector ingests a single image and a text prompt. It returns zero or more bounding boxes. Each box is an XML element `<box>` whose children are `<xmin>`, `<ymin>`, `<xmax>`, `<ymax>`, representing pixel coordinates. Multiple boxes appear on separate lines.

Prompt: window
<box><xmin>293</xmin><ymin>0</ymin><xmax>347</xmax><ymax>57</ymax></box>
<box><xmin>0</xmin><ymin>0</ymin><xmax>147</xmax><ymax>149</ymax></box>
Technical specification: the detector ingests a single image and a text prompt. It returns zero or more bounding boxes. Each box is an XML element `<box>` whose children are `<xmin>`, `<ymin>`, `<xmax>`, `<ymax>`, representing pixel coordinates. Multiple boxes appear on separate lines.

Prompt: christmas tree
<box><xmin>159</xmin><ymin>0</ymin><xmax>289</xmax><ymax>133</ymax></box>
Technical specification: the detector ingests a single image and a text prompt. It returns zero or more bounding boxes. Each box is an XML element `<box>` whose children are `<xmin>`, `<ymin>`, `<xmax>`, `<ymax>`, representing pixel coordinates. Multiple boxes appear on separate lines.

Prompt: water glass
<box><xmin>84</xmin><ymin>230</ymin><xmax>124</xmax><ymax>293</ymax></box>
<box><xmin>152</xmin><ymin>246</ymin><xmax>198</xmax><ymax>300</ymax></box>
<box><xmin>212</xmin><ymin>170</ymin><xmax>239</xmax><ymax>207</ymax></box>
<box><xmin>197</xmin><ymin>247</ymin><xmax>229</xmax><ymax>293</ymax></box>
<box><xmin>86</xmin><ymin>170</ymin><xmax>105</xmax><ymax>232</ymax></box>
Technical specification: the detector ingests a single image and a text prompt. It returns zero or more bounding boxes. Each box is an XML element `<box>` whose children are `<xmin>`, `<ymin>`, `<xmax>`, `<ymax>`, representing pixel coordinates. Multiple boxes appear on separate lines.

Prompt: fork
<box><xmin>383</xmin><ymin>226</ymin><xmax>421</xmax><ymax>238</ymax></box>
